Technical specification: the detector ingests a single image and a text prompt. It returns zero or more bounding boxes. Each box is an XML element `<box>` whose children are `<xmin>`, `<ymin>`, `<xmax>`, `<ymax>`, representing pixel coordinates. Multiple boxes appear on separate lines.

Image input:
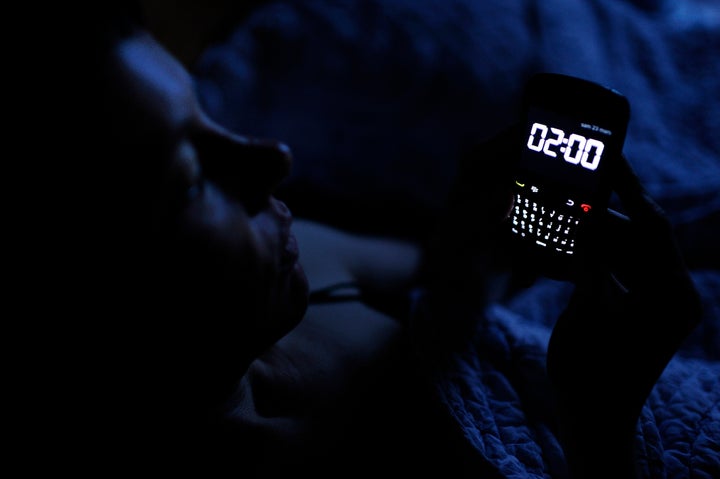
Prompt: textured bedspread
<box><xmin>193</xmin><ymin>0</ymin><xmax>720</xmax><ymax>476</ymax></box>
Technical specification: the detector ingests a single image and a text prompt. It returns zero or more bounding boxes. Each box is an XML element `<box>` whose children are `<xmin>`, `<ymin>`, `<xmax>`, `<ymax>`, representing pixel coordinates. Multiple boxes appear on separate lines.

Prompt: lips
<box><xmin>266</xmin><ymin>197</ymin><xmax>296</xmax><ymax>273</ymax></box>
<box><xmin>280</xmin><ymin>231</ymin><xmax>300</xmax><ymax>272</ymax></box>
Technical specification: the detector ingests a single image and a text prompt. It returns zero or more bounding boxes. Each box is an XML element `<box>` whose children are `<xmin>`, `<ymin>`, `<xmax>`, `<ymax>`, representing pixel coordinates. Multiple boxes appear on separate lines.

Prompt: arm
<box><xmin>293</xmin><ymin>218</ymin><xmax>422</xmax><ymax>297</ymax></box>
<box><xmin>224</xmin><ymin>219</ymin><xmax>426</xmax><ymax>473</ymax></box>
<box><xmin>546</xmin><ymin>155</ymin><xmax>702</xmax><ymax>478</ymax></box>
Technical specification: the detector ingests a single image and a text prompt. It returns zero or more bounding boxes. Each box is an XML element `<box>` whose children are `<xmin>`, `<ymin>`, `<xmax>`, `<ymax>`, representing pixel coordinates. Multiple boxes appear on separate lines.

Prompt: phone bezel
<box><xmin>509</xmin><ymin>73</ymin><xmax>631</xmax><ymax>280</ymax></box>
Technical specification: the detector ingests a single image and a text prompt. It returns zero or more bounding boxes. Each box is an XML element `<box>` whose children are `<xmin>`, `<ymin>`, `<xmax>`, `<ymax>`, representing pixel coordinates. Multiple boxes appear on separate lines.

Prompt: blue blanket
<box><xmin>193</xmin><ymin>0</ymin><xmax>720</xmax><ymax>476</ymax></box>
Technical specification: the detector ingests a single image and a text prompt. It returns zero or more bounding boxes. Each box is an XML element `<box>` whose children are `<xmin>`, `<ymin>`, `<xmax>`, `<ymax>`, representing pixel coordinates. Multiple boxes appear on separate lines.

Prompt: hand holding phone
<box><xmin>507</xmin><ymin>73</ymin><xmax>631</xmax><ymax>281</ymax></box>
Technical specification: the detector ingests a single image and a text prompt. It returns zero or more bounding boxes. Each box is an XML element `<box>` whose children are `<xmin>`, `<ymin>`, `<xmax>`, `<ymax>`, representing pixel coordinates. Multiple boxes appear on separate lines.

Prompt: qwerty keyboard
<box><xmin>510</xmin><ymin>192</ymin><xmax>580</xmax><ymax>255</ymax></box>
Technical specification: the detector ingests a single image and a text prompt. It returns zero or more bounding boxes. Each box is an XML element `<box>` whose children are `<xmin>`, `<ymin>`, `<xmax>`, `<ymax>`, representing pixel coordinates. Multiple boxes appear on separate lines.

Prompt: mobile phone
<box><xmin>507</xmin><ymin>73</ymin><xmax>630</xmax><ymax>280</ymax></box>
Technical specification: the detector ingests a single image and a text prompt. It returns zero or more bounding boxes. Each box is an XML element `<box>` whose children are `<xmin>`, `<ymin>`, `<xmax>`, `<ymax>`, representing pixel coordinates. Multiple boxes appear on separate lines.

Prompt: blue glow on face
<box><xmin>116</xmin><ymin>32</ymin><xmax>197</xmax><ymax>127</ymax></box>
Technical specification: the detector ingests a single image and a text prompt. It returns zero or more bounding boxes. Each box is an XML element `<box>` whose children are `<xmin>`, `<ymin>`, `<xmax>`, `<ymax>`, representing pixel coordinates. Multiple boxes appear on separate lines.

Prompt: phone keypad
<box><xmin>510</xmin><ymin>193</ymin><xmax>580</xmax><ymax>254</ymax></box>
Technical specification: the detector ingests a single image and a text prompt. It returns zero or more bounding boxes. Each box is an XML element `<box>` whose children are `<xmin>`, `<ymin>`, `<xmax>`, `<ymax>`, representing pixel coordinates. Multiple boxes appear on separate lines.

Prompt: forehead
<box><xmin>112</xmin><ymin>32</ymin><xmax>198</xmax><ymax>129</ymax></box>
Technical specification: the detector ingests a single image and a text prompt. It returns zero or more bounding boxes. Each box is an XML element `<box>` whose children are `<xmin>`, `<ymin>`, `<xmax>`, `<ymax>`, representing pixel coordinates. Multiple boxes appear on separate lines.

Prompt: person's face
<box><xmin>104</xmin><ymin>31</ymin><xmax>308</xmax><ymax>356</ymax></box>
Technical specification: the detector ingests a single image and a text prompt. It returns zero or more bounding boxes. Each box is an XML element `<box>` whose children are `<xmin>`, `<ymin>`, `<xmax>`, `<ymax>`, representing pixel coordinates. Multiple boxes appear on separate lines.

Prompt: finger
<box><xmin>608</xmin><ymin>156</ymin><xmax>700</xmax><ymax>319</ymax></box>
<box><xmin>610</xmin><ymin>156</ymin><xmax>687</xmax><ymax>275</ymax></box>
<box><xmin>611</xmin><ymin>155</ymin><xmax>667</xmax><ymax>225</ymax></box>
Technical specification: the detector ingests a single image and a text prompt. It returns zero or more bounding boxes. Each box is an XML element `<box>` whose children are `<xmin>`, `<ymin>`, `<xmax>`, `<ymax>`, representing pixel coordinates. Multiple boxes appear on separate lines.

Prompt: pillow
<box><xmin>193</xmin><ymin>0</ymin><xmax>534</xmax><ymax>238</ymax></box>
<box><xmin>194</xmin><ymin>0</ymin><xmax>720</xmax><ymax>240</ymax></box>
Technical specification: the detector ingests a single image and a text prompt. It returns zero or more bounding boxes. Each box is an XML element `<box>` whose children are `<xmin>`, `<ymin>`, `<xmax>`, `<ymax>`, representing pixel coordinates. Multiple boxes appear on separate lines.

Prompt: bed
<box><xmin>191</xmin><ymin>0</ymin><xmax>719</xmax><ymax>477</ymax></box>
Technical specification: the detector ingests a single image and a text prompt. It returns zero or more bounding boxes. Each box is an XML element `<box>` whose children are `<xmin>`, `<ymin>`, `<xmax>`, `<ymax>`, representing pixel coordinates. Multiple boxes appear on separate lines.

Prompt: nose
<box><xmin>235</xmin><ymin>137</ymin><xmax>293</xmax><ymax>192</ymax></box>
<box><xmin>198</xmin><ymin>128</ymin><xmax>294</xmax><ymax>198</ymax></box>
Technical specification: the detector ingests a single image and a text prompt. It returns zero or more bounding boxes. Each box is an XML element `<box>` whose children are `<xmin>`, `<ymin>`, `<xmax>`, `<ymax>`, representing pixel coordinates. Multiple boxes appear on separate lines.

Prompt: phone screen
<box><xmin>509</xmin><ymin>73</ymin><xmax>630</xmax><ymax>279</ymax></box>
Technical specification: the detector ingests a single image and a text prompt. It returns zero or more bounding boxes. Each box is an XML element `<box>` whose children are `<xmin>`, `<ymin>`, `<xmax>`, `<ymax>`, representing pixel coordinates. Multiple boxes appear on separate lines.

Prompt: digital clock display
<box><xmin>518</xmin><ymin>107</ymin><xmax>617</xmax><ymax>195</ymax></box>
<box><xmin>526</xmin><ymin>122</ymin><xmax>604</xmax><ymax>171</ymax></box>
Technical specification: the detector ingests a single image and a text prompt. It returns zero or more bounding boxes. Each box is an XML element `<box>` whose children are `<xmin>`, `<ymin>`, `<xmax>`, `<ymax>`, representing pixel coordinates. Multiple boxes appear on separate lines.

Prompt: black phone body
<box><xmin>508</xmin><ymin>73</ymin><xmax>630</xmax><ymax>280</ymax></box>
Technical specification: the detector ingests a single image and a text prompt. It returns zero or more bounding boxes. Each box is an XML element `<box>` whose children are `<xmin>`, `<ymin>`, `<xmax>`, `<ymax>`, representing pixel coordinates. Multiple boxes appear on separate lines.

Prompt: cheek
<box><xmin>205</xmin><ymin>199</ymin><xmax>286</xmax><ymax>309</ymax></box>
<box><xmin>173</xmin><ymin>187</ymin><xmax>275</xmax><ymax>285</ymax></box>
<box><xmin>247</xmin><ymin>214</ymin><xmax>282</xmax><ymax>272</ymax></box>
<box><xmin>174</xmin><ymin>186</ymin><xmax>294</xmax><ymax>307</ymax></box>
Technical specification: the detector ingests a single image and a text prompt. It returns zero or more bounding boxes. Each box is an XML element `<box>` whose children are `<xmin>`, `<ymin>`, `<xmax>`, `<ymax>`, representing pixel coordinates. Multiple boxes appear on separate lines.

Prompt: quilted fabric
<box><xmin>430</xmin><ymin>271</ymin><xmax>719</xmax><ymax>478</ymax></box>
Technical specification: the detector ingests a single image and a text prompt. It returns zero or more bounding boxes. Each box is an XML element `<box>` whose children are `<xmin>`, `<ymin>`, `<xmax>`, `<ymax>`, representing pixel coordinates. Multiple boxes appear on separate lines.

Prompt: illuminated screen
<box><xmin>518</xmin><ymin>107</ymin><xmax>619</xmax><ymax>197</ymax></box>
